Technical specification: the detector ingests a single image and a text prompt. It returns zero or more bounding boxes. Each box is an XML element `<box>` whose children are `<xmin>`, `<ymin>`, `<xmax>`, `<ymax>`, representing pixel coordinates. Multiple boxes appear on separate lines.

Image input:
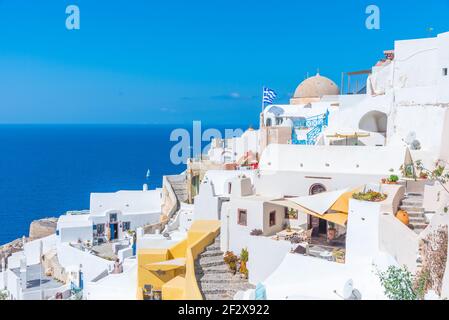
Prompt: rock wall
<box><xmin>29</xmin><ymin>217</ymin><xmax>58</xmax><ymax>240</ymax></box>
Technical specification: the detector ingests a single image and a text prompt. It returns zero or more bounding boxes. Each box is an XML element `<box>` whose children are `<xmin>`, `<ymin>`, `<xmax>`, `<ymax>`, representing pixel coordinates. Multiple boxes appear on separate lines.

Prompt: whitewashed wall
<box><xmin>59</xmin><ymin>225</ymin><xmax>93</xmax><ymax>244</ymax></box>
<box><xmin>379</xmin><ymin>213</ymin><xmax>419</xmax><ymax>273</ymax></box>
<box><xmin>24</xmin><ymin>235</ymin><xmax>57</xmax><ymax>265</ymax></box>
<box><xmin>247</xmin><ymin>236</ymin><xmax>291</xmax><ymax>285</ymax></box>
<box><xmin>56</xmin><ymin>243</ymin><xmax>113</xmax><ymax>282</ymax></box>
<box><xmin>345</xmin><ymin>200</ymin><xmax>382</xmax><ymax>265</ymax></box>
<box><xmin>194</xmin><ymin>181</ymin><xmax>221</xmax><ymax>220</ymax></box>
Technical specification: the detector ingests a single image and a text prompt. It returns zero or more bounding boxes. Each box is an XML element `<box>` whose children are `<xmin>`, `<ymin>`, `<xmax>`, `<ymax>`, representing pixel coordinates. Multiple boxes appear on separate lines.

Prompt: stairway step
<box><xmin>200</xmin><ymin>283</ymin><xmax>254</xmax><ymax>294</ymax></box>
<box><xmin>196</xmin><ymin>272</ymin><xmax>235</xmax><ymax>281</ymax></box>
<box><xmin>407</xmin><ymin>211</ymin><xmax>425</xmax><ymax>218</ymax></box>
<box><xmin>200</xmin><ymin>288</ymin><xmax>229</xmax><ymax>295</ymax></box>
<box><xmin>406</xmin><ymin>192</ymin><xmax>424</xmax><ymax>197</ymax></box>
<box><xmin>195</xmin><ymin>264</ymin><xmax>231</xmax><ymax>273</ymax></box>
<box><xmin>198</xmin><ymin>255</ymin><xmax>224</xmax><ymax>264</ymax></box>
<box><xmin>203</xmin><ymin>293</ymin><xmax>232</xmax><ymax>300</ymax></box>
<box><xmin>198</xmin><ymin>250</ymin><xmax>223</xmax><ymax>258</ymax></box>
<box><xmin>409</xmin><ymin>217</ymin><xmax>426</xmax><ymax>223</ymax></box>
<box><xmin>199</xmin><ymin>261</ymin><xmax>226</xmax><ymax>268</ymax></box>
<box><xmin>400</xmin><ymin>206</ymin><xmax>424</xmax><ymax>213</ymax></box>
<box><xmin>411</xmin><ymin>223</ymin><xmax>428</xmax><ymax>230</ymax></box>
<box><xmin>402</xmin><ymin>200</ymin><xmax>424</xmax><ymax>206</ymax></box>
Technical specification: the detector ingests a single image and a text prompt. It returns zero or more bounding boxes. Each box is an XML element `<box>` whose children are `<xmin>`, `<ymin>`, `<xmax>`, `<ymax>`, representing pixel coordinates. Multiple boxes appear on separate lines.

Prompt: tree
<box><xmin>377</xmin><ymin>266</ymin><xmax>417</xmax><ymax>300</ymax></box>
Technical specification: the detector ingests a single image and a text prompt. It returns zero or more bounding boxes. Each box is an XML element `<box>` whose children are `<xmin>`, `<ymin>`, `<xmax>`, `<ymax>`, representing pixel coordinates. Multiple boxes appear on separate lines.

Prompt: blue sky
<box><xmin>0</xmin><ymin>0</ymin><xmax>448</xmax><ymax>125</ymax></box>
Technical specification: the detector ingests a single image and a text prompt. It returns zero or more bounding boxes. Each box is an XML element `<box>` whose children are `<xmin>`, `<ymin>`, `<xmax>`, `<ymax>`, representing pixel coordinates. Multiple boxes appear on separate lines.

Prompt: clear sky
<box><xmin>0</xmin><ymin>0</ymin><xmax>448</xmax><ymax>125</ymax></box>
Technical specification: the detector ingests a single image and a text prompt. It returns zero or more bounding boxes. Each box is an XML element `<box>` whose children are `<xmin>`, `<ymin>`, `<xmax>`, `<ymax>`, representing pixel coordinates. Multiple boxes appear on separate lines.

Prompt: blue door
<box><xmin>110</xmin><ymin>223</ymin><xmax>115</xmax><ymax>240</ymax></box>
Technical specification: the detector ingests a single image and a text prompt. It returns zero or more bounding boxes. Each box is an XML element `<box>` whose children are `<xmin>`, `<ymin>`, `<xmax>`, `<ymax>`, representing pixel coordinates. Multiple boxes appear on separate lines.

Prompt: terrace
<box><xmin>267</xmin><ymin>188</ymin><xmax>355</xmax><ymax>263</ymax></box>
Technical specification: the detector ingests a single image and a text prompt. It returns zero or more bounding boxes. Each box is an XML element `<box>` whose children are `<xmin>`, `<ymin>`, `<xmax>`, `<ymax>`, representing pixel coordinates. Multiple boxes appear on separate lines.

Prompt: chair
<box><xmin>299</xmin><ymin>228</ymin><xmax>314</xmax><ymax>243</ymax></box>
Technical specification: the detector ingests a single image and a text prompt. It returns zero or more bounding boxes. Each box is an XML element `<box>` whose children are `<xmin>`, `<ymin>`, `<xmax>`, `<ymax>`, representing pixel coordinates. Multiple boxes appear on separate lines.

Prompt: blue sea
<box><xmin>0</xmin><ymin>124</ymin><xmax>245</xmax><ymax>244</ymax></box>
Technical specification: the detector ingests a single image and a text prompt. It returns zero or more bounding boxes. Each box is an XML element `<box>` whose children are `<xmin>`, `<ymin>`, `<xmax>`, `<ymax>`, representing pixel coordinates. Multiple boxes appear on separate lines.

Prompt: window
<box><xmin>228</xmin><ymin>182</ymin><xmax>232</xmax><ymax>194</ymax></box>
<box><xmin>238</xmin><ymin>209</ymin><xmax>247</xmax><ymax>226</ymax></box>
<box><xmin>285</xmin><ymin>207</ymin><xmax>298</xmax><ymax>220</ymax></box>
<box><xmin>122</xmin><ymin>221</ymin><xmax>131</xmax><ymax>231</ymax></box>
<box><xmin>110</xmin><ymin>213</ymin><xmax>118</xmax><ymax>223</ymax></box>
<box><xmin>266</xmin><ymin>118</ymin><xmax>272</xmax><ymax>127</ymax></box>
<box><xmin>96</xmin><ymin>224</ymin><xmax>105</xmax><ymax>235</ymax></box>
<box><xmin>309</xmin><ymin>183</ymin><xmax>327</xmax><ymax>195</ymax></box>
<box><xmin>269</xmin><ymin>211</ymin><xmax>276</xmax><ymax>227</ymax></box>
<box><xmin>443</xmin><ymin>68</ymin><xmax>448</xmax><ymax>76</ymax></box>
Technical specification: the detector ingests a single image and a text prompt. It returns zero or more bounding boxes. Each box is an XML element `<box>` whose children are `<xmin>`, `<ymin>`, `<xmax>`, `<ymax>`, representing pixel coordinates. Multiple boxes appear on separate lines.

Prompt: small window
<box><xmin>122</xmin><ymin>221</ymin><xmax>131</xmax><ymax>231</ymax></box>
<box><xmin>443</xmin><ymin>68</ymin><xmax>448</xmax><ymax>76</ymax></box>
<box><xmin>269</xmin><ymin>211</ymin><xmax>276</xmax><ymax>227</ymax></box>
<box><xmin>228</xmin><ymin>182</ymin><xmax>232</xmax><ymax>194</ymax></box>
<box><xmin>96</xmin><ymin>224</ymin><xmax>105</xmax><ymax>235</ymax></box>
<box><xmin>238</xmin><ymin>209</ymin><xmax>247</xmax><ymax>226</ymax></box>
<box><xmin>266</xmin><ymin>118</ymin><xmax>272</xmax><ymax>127</ymax></box>
<box><xmin>110</xmin><ymin>213</ymin><xmax>118</xmax><ymax>223</ymax></box>
<box><xmin>285</xmin><ymin>208</ymin><xmax>298</xmax><ymax>220</ymax></box>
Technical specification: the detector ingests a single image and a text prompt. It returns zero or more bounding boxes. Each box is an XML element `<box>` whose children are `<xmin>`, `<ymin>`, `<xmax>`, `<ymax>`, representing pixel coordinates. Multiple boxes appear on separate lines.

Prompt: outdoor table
<box><xmin>319</xmin><ymin>250</ymin><xmax>334</xmax><ymax>261</ymax></box>
<box><xmin>276</xmin><ymin>230</ymin><xmax>298</xmax><ymax>240</ymax></box>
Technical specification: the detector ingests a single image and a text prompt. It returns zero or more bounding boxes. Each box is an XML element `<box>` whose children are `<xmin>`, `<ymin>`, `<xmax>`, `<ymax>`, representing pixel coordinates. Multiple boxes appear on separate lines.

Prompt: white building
<box><xmin>57</xmin><ymin>189</ymin><xmax>162</xmax><ymax>244</ymax></box>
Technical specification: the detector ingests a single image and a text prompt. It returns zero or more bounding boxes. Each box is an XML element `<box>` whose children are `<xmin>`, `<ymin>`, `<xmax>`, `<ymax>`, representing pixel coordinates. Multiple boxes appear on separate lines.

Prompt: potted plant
<box><xmin>239</xmin><ymin>248</ymin><xmax>249</xmax><ymax>279</ymax></box>
<box><xmin>396</xmin><ymin>210</ymin><xmax>410</xmax><ymax>226</ymax></box>
<box><xmin>250</xmin><ymin>229</ymin><xmax>263</xmax><ymax>236</ymax></box>
<box><xmin>419</xmin><ymin>172</ymin><xmax>429</xmax><ymax>180</ymax></box>
<box><xmin>223</xmin><ymin>251</ymin><xmax>239</xmax><ymax>275</ymax></box>
<box><xmin>332</xmin><ymin>249</ymin><xmax>345</xmax><ymax>264</ymax></box>
<box><xmin>352</xmin><ymin>190</ymin><xmax>388</xmax><ymax>202</ymax></box>
<box><xmin>327</xmin><ymin>223</ymin><xmax>337</xmax><ymax>242</ymax></box>
<box><xmin>387</xmin><ymin>175</ymin><xmax>399</xmax><ymax>184</ymax></box>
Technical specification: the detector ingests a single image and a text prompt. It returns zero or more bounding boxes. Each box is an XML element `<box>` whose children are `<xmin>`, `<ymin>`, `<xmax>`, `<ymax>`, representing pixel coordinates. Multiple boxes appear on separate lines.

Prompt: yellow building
<box><xmin>137</xmin><ymin>220</ymin><xmax>220</xmax><ymax>300</ymax></box>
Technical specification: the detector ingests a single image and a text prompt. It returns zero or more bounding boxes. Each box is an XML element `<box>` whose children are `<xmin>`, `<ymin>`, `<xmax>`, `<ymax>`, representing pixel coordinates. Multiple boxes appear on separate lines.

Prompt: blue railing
<box><xmin>291</xmin><ymin>110</ymin><xmax>329</xmax><ymax>146</ymax></box>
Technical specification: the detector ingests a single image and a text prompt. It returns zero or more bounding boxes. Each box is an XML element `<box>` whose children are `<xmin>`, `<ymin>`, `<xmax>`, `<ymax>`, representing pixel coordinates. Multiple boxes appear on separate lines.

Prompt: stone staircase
<box><xmin>167</xmin><ymin>176</ymin><xmax>188</xmax><ymax>203</ymax></box>
<box><xmin>399</xmin><ymin>193</ymin><xmax>428</xmax><ymax>234</ymax></box>
<box><xmin>194</xmin><ymin>236</ymin><xmax>255</xmax><ymax>300</ymax></box>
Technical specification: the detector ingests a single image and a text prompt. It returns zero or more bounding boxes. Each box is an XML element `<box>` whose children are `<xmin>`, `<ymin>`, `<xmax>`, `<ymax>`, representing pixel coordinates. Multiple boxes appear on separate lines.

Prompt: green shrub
<box><xmin>352</xmin><ymin>190</ymin><xmax>387</xmax><ymax>202</ymax></box>
<box><xmin>377</xmin><ymin>266</ymin><xmax>416</xmax><ymax>300</ymax></box>
<box><xmin>389</xmin><ymin>175</ymin><xmax>399</xmax><ymax>183</ymax></box>
<box><xmin>224</xmin><ymin>251</ymin><xmax>239</xmax><ymax>274</ymax></box>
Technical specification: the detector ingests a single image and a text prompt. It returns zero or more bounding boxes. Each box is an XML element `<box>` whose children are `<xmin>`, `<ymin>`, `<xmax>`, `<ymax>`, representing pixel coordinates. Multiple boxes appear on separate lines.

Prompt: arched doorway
<box><xmin>308</xmin><ymin>183</ymin><xmax>327</xmax><ymax>236</ymax></box>
<box><xmin>309</xmin><ymin>183</ymin><xmax>326</xmax><ymax>195</ymax></box>
<box><xmin>358</xmin><ymin>111</ymin><xmax>388</xmax><ymax>135</ymax></box>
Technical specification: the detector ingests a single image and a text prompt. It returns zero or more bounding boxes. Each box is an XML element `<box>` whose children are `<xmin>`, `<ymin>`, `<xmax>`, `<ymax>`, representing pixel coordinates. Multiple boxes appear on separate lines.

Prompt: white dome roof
<box><xmin>293</xmin><ymin>73</ymin><xmax>339</xmax><ymax>99</ymax></box>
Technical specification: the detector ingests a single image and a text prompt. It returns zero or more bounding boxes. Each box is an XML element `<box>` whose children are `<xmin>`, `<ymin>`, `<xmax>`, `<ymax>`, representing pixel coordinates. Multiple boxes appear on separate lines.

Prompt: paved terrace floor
<box><xmin>11</xmin><ymin>263</ymin><xmax>63</xmax><ymax>292</ymax></box>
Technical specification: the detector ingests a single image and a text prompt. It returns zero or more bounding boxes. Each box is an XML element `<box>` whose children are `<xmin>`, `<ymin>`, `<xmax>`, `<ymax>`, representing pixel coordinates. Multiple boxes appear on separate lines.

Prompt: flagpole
<box><xmin>261</xmin><ymin>86</ymin><xmax>265</xmax><ymax>113</ymax></box>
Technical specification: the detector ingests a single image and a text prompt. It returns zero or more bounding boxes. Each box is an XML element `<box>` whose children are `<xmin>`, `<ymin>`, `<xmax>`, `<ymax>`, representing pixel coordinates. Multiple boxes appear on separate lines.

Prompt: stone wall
<box><xmin>29</xmin><ymin>218</ymin><xmax>58</xmax><ymax>240</ymax></box>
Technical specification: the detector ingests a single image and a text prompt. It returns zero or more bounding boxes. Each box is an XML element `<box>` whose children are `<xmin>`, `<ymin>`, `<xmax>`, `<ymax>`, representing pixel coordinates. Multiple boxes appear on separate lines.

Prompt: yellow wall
<box><xmin>137</xmin><ymin>248</ymin><xmax>171</xmax><ymax>292</ymax></box>
<box><xmin>137</xmin><ymin>220</ymin><xmax>220</xmax><ymax>300</ymax></box>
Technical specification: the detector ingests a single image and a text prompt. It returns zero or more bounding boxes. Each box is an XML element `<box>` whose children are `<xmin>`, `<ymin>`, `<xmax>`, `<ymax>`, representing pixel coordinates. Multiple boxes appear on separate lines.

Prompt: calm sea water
<box><xmin>0</xmin><ymin>124</ymin><xmax>245</xmax><ymax>244</ymax></box>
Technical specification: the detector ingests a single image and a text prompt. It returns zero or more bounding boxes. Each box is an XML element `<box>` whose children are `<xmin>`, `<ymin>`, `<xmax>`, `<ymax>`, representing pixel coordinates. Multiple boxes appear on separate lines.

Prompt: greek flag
<box><xmin>263</xmin><ymin>87</ymin><xmax>277</xmax><ymax>106</ymax></box>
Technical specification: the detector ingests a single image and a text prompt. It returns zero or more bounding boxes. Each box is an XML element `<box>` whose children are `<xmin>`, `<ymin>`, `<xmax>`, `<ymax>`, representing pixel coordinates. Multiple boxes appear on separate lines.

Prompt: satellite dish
<box><xmin>404</xmin><ymin>132</ymin><xmax>416</xmax><ymax>145</ymax></box>
<box><xmin>410</xmin><ymin>139</ymin><xmax>421</xmax><ymax>150</ymax></box>
<box><xmin>343</xmin><ymin>279</ymin><xmax>354</xmax><ymax>299</ymax></box>
<box><xmin>342</xmin><ymin>279</ymin><xmax>362</xmax><ymax>300</ymax></box>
